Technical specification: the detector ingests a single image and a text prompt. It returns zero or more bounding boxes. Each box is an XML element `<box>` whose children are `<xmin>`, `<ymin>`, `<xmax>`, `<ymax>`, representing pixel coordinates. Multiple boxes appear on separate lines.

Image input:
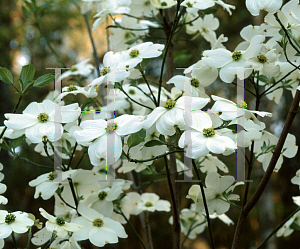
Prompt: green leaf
<box><xmin>201</xmin><ymin>8</ymin><xmax>218</xmax><ymax>15</ymax></box>
<box><xmin>33</xmin><ymin>73</ymin><xmax>55</xmax><ymax>87</ymax></box>
<box><xmin>0</xmin><ymin>143</ymin><xmax>11</xmax><ymax>151</ymax></box>
<box><xmin>65</xmin><ymin>139</ymin><xmax>72</xmax><ymax>152</ymax></box>
<box><xmin>291</xmin><ymin>222</ymin><xmax>300</xmax><ymax>231</ymax></box>
<box><xmin>137</xmin><ymin>129</ymin><xmax>146</xmax><ymax>139</ymax></box>
<box><xmin>0</xmin><ymin>67</ymin><xmax>13</xmax><ymax>84</ymax></box>
<box><xmin>56</xmin><ymin>186</ymin><xmax>64</xmax><ymax>196</ymax></box>
<box><xmin>227</xmin><ymin>124</ymin><xmax>244</xmax><ymax>133</ymax></box>
<box><xmin>127</xmin><ymin>133</ymin><xmax>144</xmax><ymax>149</ymax></box>
<box><xmin>258</xmin><ymin>75</ymin><xmax>269</xmax><ymax>83</ymax></box>
<box><xmin>10</xmin><ymin>135</ymin><xmax>26</xmax><ymax>149</ymax></box>
<box><xmin>144</xmin><ymin>140</ymin><xmax>165</xmax><ymax>147</ymax></box>
<box><xmin>278</xmin><ymin>28</ymin><xmax>285</xmax><ymax>37</ymax></box>
<box><xmin>22</xmin><ymin>6</ymin><xmax>32</xmax><ymax>19</ymax></box>
<box><xmin>159</xmin><ymin>134</ymin><xmax>165</xmax><ymax>143</ymax></box>
<box><xmin>19</xmin><ymin>64</ymin><xmax>35</xmax><ymax>89</ymax></box>
<box><xmin>140</xmin><ymin>58</ymin><xmax>150</xmax><ymax>69</ymax></box>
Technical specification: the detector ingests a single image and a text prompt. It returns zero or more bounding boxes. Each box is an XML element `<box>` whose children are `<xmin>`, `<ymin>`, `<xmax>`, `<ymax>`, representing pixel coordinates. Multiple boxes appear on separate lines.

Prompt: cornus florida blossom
<box><xmin>246</xmin><ymin>0</ymin><xmax>283</xmax><ymax>16</ymax></box>
<box><xmin>143</xmin><ymin>96</ymin><xmax>210</xmax><ymax>136</ymax></box>
<box><xmin>179</xmin><ymin>111</ymin><xmax>237</xmax><ymax>158</ymax></box>
<box><xmin>181</xmin><ymin>0</ymin><xmax>235</xmax><ymax>15</ymax></box>
<box><xmin>4</xmin><ymin>100</ymin><xmax>81</xmax><ymax>143</ymax></box>
<box><xmin>87</xmin><ymin>51</ymin><xmax>130</xmax><ymax>90</ymax></box>
<box><xmin>73</xmin><ymin>114</ymin><xmax>143</xmax><ymax>166</ymax></box>
<box><xmin>0</xmin><ymin>210</ymin><xmax>34</xmax><ymax>238</ymax></box>
<box><xmin>211</xmin><ymin>95</ymin><xmax>272</xmax><ymax>121</ymax></box>
<box><xmin>29</xmin><ymin>170</ymin><xmax>76</xmax><ymax>200</ymax></box>
<box><xmin>202</xmin><ymin>35</ymin><xmax>265</xmax><ymax>83</ymax></box>
<box><xmin>58</xmin><ymin>58</ymin><xmax>94</xmax><ymax>81</ymax></box>
<box><xmin>119</xmin><ymin>42</ymin><xmax>165</xmax><ymax>69</ymax></box>
<box><xmin>39</xmin><ymin>208</ymin><xmax>82</xmax><ymax>238</ymax></box>
<box><xmin>150</xmin><ymin>0</ymin><xmax>177</xmax><ymax>9</ymax></box>
<box><xmin>187</xmin><ymin>172</ymin><xmax>241</xmax><ymax>215</ymax></box>
<box><xmin>73</xmin><ymin>202</ymin><xmax>127</xmax><ymax>247</ymax></box>
<box><xmin>137</xmin><ymin>193</ymin><xmax>171</xmax><ymax>212</ymax></box>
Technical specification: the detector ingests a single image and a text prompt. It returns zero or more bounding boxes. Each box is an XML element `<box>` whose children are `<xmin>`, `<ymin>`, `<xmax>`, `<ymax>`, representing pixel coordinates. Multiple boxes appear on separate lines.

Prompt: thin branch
<box><xmin>231</xmin><ymin>82</ymin><xmax>300</xmax><ymax>249</ymax></box>
<box><xmin>192</xmin><ymin>159</ymin><xmax>216</xmax><ymax>249</ymax></box>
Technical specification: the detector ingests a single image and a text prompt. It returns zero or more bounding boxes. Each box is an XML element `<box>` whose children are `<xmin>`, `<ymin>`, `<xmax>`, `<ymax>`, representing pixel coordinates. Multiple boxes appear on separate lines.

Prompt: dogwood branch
<box><xmin>231</xmin><ymin>84</ymin><xmax>300</xmax><ymax>249</ymax></box>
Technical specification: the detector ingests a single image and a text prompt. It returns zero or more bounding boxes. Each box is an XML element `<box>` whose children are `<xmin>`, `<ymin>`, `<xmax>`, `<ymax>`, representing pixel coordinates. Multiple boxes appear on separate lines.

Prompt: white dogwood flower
<box><xmin>143</xmin><ymin>96</ymin><xmax>210</xmax><ymax>136</ymax></box>
<box><xmin>246</xmin><ymin>0</ymin><xmax>282</xmax><ymax>16</ymax></box>
<box><xmin>4</xmin><ymin>100</ymin><xmax>81</xmax><ymax>143</ymax></box>
<box><xmin>181</xmin><ymin>0</ymin><xmax>235</xmax><ymax>15</ymax></box>
<box><xmin>58</xmin><ymin>59</ymin><xmax>94</xmax><ymax>81</ymax></box>
<box><xmin>39</xmin><ymin>208</ymin><xmax>82</xmax><ymax>238</ymax></box>
<box><xmin>137</xmin><ymin>193</ymin><xmax>171</xmax><ymax>212</ymax></box>
<box><xmin>179</xmin><ymin>111</ymin><xmax>237</xmax><ymax>158</ymax></box>
<box><xmin>150</xmin><ymin>0</ymin><xmax>177</xmax><ymax>9</ymax></box>
<box><xmin>0</xmin><ymin>210</ymin><xmax>34</xmax><ymax>238</ymax></box>
<box><xmin>73</xmin><ymin>115</ymin><xmax>143</xmax><ymax>166</ymax></box>
<box><xmin>73</xmin><ymin>202</ymin><xmax>127</xmax><ymax>247</ymax></box>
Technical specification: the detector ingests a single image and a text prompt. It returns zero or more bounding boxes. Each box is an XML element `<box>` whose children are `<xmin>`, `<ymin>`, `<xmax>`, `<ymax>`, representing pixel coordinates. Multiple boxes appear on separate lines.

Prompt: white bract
<box><xmin>58</xmin><ymin>59</ymin><xmax>94</xmax><ymax>81</ymax></box>
<box><xmin>4</xmin><ymin>100</ymin><xmax>81</xmax><ymax>143</ymax></box>
<box><xmin>0</xmin><ymin>210</ymin><xmax>34</xmax><ymax>238</ymax></box>
<box><xmin>246</xmin><ymin>0</ymin><xmax>283</xmax><ymax>16</ymax></box>
<box><xmin>73</xmin><ymin>202</ymin><xmax>127</xmax><ymax>247</ymax></box>
<box><xmin>73</xmin><ymin>115</ymin><xmax>143</xmax><ymax>166</ymax></box>
<box><xmin>179</xmin><ymin>111</ymin><xmax>237</xmax><ymax>158</ymax></box>
<box><xmin>137</xmin><ymin>193</ymin><xmax>171</xmax><ymax>212</ymax></box>
<box><xmin>39</xmin><ymin>208</ymin><xmax>82</xmax><ymax>238</ymax></box>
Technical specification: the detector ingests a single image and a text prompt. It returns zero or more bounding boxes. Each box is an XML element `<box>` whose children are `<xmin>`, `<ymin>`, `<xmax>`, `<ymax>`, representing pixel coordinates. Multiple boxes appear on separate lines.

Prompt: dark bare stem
<box><xmin>140</xmin><ymin>69</ymin><xmax>157</xmax><ymax>106</ymax></box>
<box><xmin>11</xmin><ymin>232</ymin><xmax>17</xmax><ymax>249</ymax></box>
<box><xmin>83</xmin><ymin>12</ymin><xmax>106</xmax><ymax>106</ymax></box>
<box><xmin>164</xmin><ymin>154</ymin><xmax>180</xmax><ymax>249</ymax></box>
<box><xmin>192</xmin><ymin>160</ymin><xmax>216</xmax><ymax>249</ymax></box>
<box><xmin>231</xmin><ymin>84</ymin><xmax>300</xmax><ymax>249</ymax></box>
<box><xmin>257</xmin><ymin>206</ymin><xmax>300</xmax><ymax>249</ymax></box>
<box><xmin>68</xmin><ymin>177</ymin><xmax>79</xmax><ymax>212</ymax></box>
<box><xmin>126</xmin><ymin>149</ymin><xmax>183</xmax><ymax>163</ymax></box>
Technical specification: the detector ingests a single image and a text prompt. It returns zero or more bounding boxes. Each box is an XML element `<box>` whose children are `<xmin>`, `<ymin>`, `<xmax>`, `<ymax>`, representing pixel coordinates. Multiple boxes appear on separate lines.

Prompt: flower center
<box><xmin>67</xmin><ymin>85</ymin><xmax>78</xmax><ymax>92</ymax></box>
<box><xmin>145</xmin><ymin>201</ymin><xmax>153</xmax><ymax>207</ymax></box>
<box><xmin>257</xmin><ymin>54</ymin><xmax>268</xmax><ymax>63</ymax></box>
<box><xmin>37</xmin><ymin>113</ymin><xmax>49</xmax><ymax>123</ymax></box>
<box><xmin>161</xmin><ymin>1</ymin><xmax>168</xmax><ymax>6</ymax></box>
<box><xmin>48</xmin><ymin>172</ymin><xmax>58</xmax><ymax>181</ymax></box>
<box><xmin>98</xmin><ymin>191</ymin><xmax>108</xmax><ymax>200</ymax></box>
<box><xmin>236</xmin><ymin>101</ymin><xmax>247</xmax><ymax>109</ymax></box>
<box><xmin>186</xmin><ymin>1</ymin><xmax>193</xmax><ymax>7</ymax></box>
<box><xmin>93</xmin><ymin>218</ymin><xmax>104</xmax><ymax>227</ymax></box>
<box><xmin>191</xmin><ymin>78</ymin><xmax>200</xmax><ymax>87</ymax></box>
<box><xmin>129</xmin><ymin>89</ymin><xmax>135</xmax><ymax>94</ymax></box>
<box><xmin>164</xmin><ymin>99</ymin><xmax>176</xmax><ymax>109</ymax></box>
<box><xmin>70</xmin><ymin>66</ymin><xmax>78</xmax><ymax>72</ymax></box>
<box><xmin>56</xmin><ymin>217</ymin><xmax>66</xmax><ymax>226</ymax></box>
<box><xmin>5</xmin><ymin>214</ymin><xmax>16</xmax><ymax>224</ymax></box>
<box><xmin>232</xmin><ymin>51</ymin><xmax>242</xmax><ymax>61</ymax></box>
<box><xmin>203</xmin><ymin>128</ymin><xmax>215</xmax><ymax>137</ymax></box>
<box><xmin>101</xmin><ymin>67</ymin><xmax>110</xmax><ymax>76</ymax></box>
<box><xmin>129</xmin><ymin>49</ymin><xmax>140</xmax><ymax>58</ymax></box>
<box><xmin>106</xmin><ymin>122</ymin><xmax>118</xmax><ymax>133</ymax></box>
<box><xmin>144</xmin><ymin>0</ymin><xmax>150</xmax><ymax>6</ymax></box>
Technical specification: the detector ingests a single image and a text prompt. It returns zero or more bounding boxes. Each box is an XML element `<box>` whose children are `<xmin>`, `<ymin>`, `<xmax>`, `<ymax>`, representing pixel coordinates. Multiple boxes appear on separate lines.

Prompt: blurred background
<box><xmin>0</xmin><ymin>0</ymin><xmax>300</xmax><ymax>248</ymax></box>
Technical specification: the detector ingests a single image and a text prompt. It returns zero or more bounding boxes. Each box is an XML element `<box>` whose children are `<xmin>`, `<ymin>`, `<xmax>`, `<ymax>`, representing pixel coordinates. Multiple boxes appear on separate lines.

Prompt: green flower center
<box><xmin>37</xmin><ymin>113</ymin><xmax>49</xmax><ymax>123</ymax></box>
<box><xmin>67</xmin><ymin>85</ymin><xmax>78</xmax><ymax>92</ymax></box>
<box><xmin>161</xmin><ymin>1</ymin><xmax>168</xmax><ymax>6</ymax></box>
<box><xmin>191</xmin><ymin>78</ymin><xmax>200</xmax><ymax>88</ymax></box>
<box><xmin>257</xmin><ymin>54</ymin><xmax>268</xmax><ymax>63</ymax></box>
<box><xmin>101</xmin><ymin>67</ymin><xmax>111</xmax><ymax>76</ymax></box>
<box><xmin>98</xmin><ymin>191</ymin><xmax>108</xmax><ymax>200</ymax></box>
<box><xmin>5</xmin><ymin>214</ymin><xmax>16</xmax><ymax>224</ymax></box>
<box><xmin>48</xmin><ymin>172</ymin><xmax>58</xmax><ymax>181</ymax></box>
<box><xmin>124</xmin><ymin>32</ymin><xmax>132</xmax><ymax>39</ymax></box>
<box><xmin>106</xmin><ymin>122</ymin><xmax>118</xmax><ymax>133</ymax></box>
<box><xmin>129</xmin><ymin>89</ymin><xmax>135</xmax><ymax>94</ymax></box>
<box><xmin>236</xmin><ymin>101</ymin><xmax>247</xmax><ymax>109</ymax></box>
<box><xmin>93</xmin><ymin>218</ymin><xmax>104</xmax><ymax>227</ymax></box>
<box><xmin>186</xmin><ymin>1</ymin><xmax>193</xmax><ymax>7</ymax></box>
<box><xmin>56</xmin><ymin>217</ymin><xmax>66</xmax><ymax>226</ymax></box>
<box><xmin>144</xmin><ymin>0</ymin><xmax>150</xmax><ymax>6</ymax></box>
<box><xmin>232</xmin><ymin>51</ymin><xmax>242</xmax><ymax>61</ymax></box>
<box><xmin>164</xmin><ymin>99</ymin><xmax>176</xmax><ymax>109</ymax></box>
<box><xmin>203</xmin><ymin>128</ymin><xmax>215</xmax><ymax>137</ymax></box>
<box><xmin>70</xmin><ymin>66</ymin><xmax>78</xmax><ymax>72</ymax></box>
<box><xmin>145</xmin><ymin>201</ymin><xmax>153</xmax><ymax>207</ymax></box>
<box><xmin>129</xmin><ymin>49</ymin><xmax>140</xmax><ymax>58</ymax></box>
